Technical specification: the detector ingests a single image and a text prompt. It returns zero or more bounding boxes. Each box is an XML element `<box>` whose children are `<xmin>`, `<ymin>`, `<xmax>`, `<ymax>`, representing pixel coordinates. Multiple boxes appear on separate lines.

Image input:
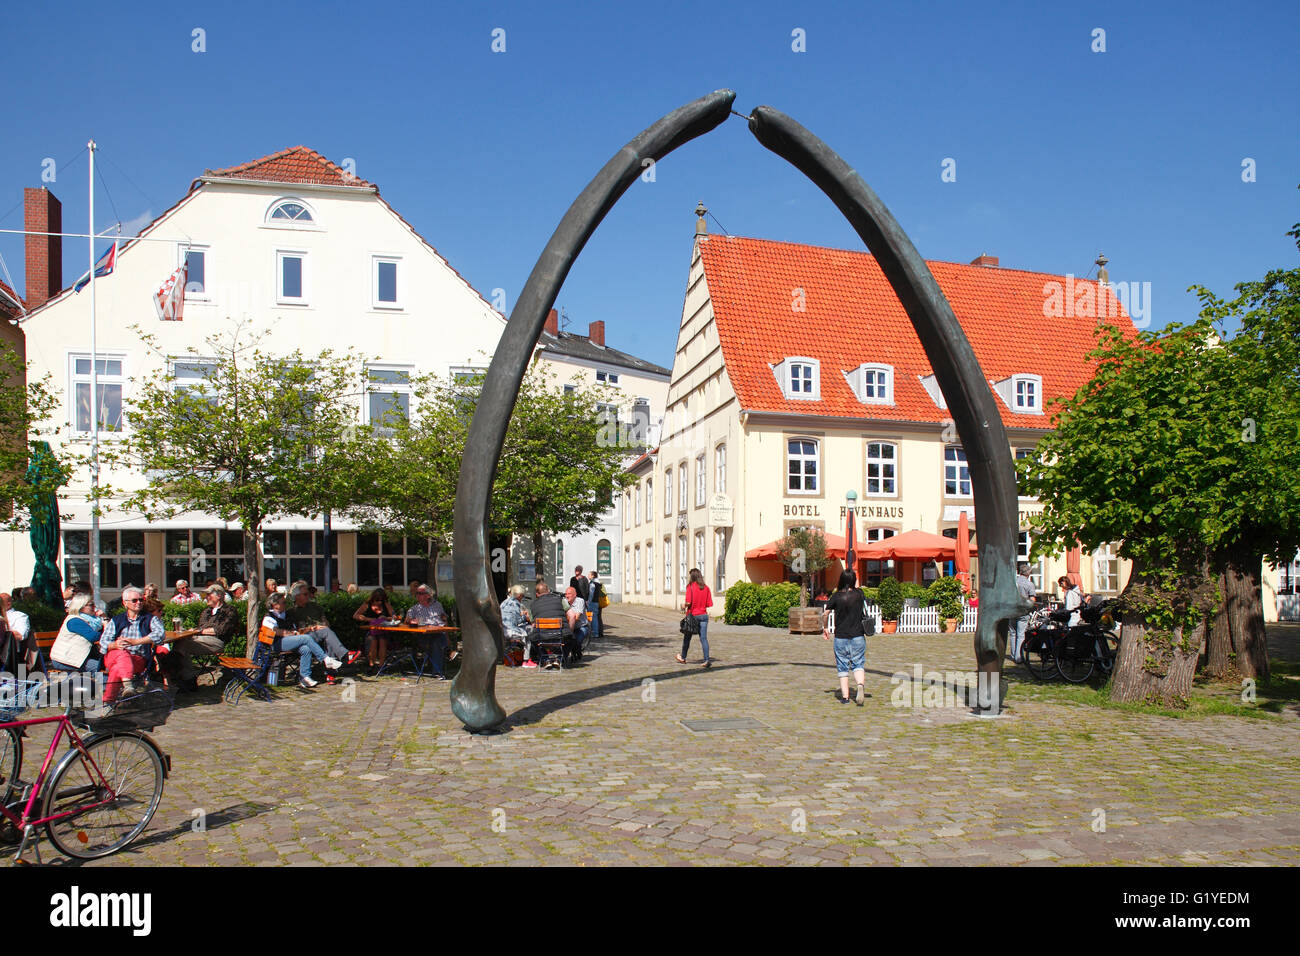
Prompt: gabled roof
<box><xmin>696</xmin><ymin>235</ymin><xmax>1135</xmax><ymax>429</ymax></box>
<box><xmin>538</xmin><ymin>329</ymin><xmax>670</xmax><ymax>377</ymax></box>
<box><xmin>0</xmin><ymin>278</ymin><xmax>24</xmax><ymax>317</ymax></box>
<box><xmin>203</xmin><ymin>146</ymin><xmax>374</xmax><ymax>189</ymax></box>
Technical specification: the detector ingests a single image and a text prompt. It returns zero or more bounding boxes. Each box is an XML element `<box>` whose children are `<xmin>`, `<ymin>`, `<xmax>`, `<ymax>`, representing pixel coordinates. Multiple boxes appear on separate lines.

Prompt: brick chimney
<box><xmin>588</xmin><ymin>320</ymin><xmax>605</xmax><ymax>346</ymax></box>
<box><xmin>544</xmin><ymin>308</ymin><xmax>559</xmax><ymax>336</ymax></box>
<box><xmin>24</xmin><ymin>188</ymin><xmax>63</xmax><ymax>308</ymax></box>
<box><xmin>969</xmin><ymin>253</ymin><xmax>998</xmax><ymax>268</ymax></box>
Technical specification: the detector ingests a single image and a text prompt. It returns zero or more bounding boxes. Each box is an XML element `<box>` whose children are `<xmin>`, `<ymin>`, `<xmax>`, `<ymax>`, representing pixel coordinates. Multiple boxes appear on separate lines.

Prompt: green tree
<box><xmin>105</xmin><ymin>322</ymin><xmax>368</xmax><ymax>651</ymax></box>
<box><xmin>0</xmin><ymin>343</ymin><xmax>67</xmax><ymax>529</ymax></box>
<box><xmin>775</xmin><ymin>527</ymin><xmax>830</xmax><ymax>607</ymax></box>
<box><xmin>1023</xmin><ymin>258</ymin><xmax>1300</xmax><ymax>703</ymax></box>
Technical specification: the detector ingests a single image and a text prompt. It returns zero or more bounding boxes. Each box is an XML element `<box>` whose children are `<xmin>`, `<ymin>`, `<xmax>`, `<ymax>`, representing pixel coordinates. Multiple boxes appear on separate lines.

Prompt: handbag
<box><xmin>679</xmin><ymin>615</ymin><xmax>700</xmax><ymax>636</ymax></box>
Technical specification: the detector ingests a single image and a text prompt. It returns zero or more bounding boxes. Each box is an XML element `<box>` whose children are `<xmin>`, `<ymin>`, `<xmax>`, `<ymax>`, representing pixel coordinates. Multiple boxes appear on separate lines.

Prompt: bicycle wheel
<box><xmin>1097</xmin><ymin>631</ymin><xmax>1121</xmax><ymax>673</ymax></box>
<box><xmin>0</xmin><ymin>726</ymin><xmax>21</xmax><ymax>807</ymax></box>
<box><xmin>43</xmin><ymin>732</ymin><xmax>165</xmax><ymax>860</ymax></box>
<box><xmin>1056</xmin><ymin>639</ymin><xmax>1096</xmax><ymax>683</ymax></box>
<box><xmin>1023</xmin><ymin>636</ymin><xmax>1058</xmax><ymax>681</ymax></box>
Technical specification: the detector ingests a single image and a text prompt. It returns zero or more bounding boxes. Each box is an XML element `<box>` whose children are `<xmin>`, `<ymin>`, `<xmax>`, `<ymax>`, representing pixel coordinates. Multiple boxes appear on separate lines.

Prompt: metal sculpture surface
<box><xmin>27</xmin><ymin>440</ymin><xmax>64</xmax><ymax>609</ymax></box>
<box><xmin>451</xmin><ymin>91</ymin><xmax>1024</xmax><ymax>731</ymax></box>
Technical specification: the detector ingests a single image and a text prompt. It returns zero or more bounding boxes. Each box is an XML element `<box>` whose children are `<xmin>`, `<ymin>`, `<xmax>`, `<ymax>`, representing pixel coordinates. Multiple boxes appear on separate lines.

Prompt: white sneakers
<box><xmin>324</xmin><ymin>656</ymin><xmax>342</xmax><ymax>671</ymax></box>
<box><xmin>299</xmin><ymin>675</ymin><xmax>319</xmax><ymax>688</ymax></box>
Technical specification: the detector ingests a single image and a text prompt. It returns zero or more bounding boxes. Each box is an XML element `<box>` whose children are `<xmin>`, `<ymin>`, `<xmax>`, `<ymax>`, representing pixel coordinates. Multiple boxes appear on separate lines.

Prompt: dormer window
<box><xmin>773</xmin><ymin>357</ymin><xmax>820</xmax><ymax>400</ymax></box>
<box><xmin>849</xmin><ymin>363</ymin><xmax>894</xmax><ymax>405</ymax></box>
<box><xmin>990</xmin><ymin>373</ymin><xmax>1043</xmax><ymax>414</ymax></box>
<box><xmin>1013</xmin><ymin>375</ymin><xmax>1040</xmax><ymax>412</ymax></box>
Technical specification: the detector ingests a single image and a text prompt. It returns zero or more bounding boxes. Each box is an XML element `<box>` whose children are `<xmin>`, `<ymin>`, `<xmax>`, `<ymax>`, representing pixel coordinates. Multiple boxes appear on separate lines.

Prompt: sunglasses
<box><xmin>124</xmin><ymin>598</ymin><xmax>143</xmax><ymax>603</ymax></box>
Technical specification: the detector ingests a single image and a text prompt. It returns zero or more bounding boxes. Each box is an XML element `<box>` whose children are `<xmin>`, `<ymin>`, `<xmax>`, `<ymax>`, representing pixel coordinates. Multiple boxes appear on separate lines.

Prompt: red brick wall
<box><xmin>24</xmin><ymin>187</ymin><xmax>62</xmax><ymax>308</ymax></box>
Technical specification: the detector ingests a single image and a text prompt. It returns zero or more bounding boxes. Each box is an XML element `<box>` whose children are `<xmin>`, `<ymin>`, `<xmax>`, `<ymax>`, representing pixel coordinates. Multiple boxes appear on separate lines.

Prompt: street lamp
<box><xmin>845</xmin><ymin>488</ymin><xmax>858</xmax><ymax>571</ymax></box>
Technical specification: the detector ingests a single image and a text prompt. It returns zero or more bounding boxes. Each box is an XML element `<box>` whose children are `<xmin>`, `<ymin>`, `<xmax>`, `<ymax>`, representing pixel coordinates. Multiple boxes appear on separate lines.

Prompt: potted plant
<box><xmin>927</xmin><ymin>576</ymin><xmax>966</xmax><ymax>633</ymax></box>
<box><xmin>776</xmin><ymin>528</ymin><xmax>831</xmax><ymax>634</ymax></box>
<box><xmin>876</xmin><ymin>576</ymin><xmax>903</xmax><ymax>634</ymax></box>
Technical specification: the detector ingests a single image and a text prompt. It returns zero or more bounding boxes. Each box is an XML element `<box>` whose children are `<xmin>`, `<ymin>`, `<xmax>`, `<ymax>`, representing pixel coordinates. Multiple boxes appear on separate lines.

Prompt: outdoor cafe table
<box><xmin>366</xmin><ymin>623</ymin><xmax>459</xmax><ymax>682</ymax></box>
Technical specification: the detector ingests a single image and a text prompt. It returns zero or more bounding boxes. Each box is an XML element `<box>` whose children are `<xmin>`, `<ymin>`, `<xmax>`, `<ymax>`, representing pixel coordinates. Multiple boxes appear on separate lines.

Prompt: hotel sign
<box><xmin>709</xmin><ymin>494</ymin><xmax>734</xmax><ymax>527</ymax></box>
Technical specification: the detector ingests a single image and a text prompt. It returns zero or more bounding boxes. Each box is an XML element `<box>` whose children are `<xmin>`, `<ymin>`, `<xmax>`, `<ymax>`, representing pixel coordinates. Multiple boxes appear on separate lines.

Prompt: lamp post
<box><xmin>844</xmin><ymin>488</ymin><xmax>858</xmax><ymax>574</ymax></box>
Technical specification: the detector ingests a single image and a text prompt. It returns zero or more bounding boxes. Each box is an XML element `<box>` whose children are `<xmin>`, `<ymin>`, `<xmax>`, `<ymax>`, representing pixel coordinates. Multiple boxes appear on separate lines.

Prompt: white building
<box><xmin>5</xmin><ymin>146</ymin><xmax>510</xmax><ymax>595</ymax></box>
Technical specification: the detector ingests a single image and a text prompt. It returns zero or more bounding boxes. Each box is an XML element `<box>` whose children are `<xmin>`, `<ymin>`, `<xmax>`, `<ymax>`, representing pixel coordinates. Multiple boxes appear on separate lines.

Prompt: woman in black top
<box><xmin>822</xmin><ymin>570</ymin><xmax>869</xmax><ymax>706</ymax></box>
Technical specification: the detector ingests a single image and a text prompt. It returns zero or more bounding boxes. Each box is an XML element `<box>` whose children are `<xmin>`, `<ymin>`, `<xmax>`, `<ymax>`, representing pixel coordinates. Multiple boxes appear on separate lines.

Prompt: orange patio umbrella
<box><xmin>1065</xmin><ymin>546</ymin><xmax>1083</xmax><ymax>587</ymax></box>
<box><xmin>857</xmin><ymin>529</ymin><xmax>957</xmax><ymax>560</ymax></box>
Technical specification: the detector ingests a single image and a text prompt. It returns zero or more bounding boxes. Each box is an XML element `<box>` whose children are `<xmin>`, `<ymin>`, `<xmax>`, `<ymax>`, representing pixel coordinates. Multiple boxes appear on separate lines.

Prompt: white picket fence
<box><xmin>864</xmin><ymin>603</ymin><xmax>979</xmax><ymax>634</ymax></box>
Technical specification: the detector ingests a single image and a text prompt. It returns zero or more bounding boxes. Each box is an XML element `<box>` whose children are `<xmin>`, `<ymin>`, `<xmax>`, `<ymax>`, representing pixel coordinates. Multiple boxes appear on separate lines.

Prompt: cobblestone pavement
<box><xmin>25</xmin><ymin>607</ymin><xmax>1300</xmax><ymax>866</ymax></box>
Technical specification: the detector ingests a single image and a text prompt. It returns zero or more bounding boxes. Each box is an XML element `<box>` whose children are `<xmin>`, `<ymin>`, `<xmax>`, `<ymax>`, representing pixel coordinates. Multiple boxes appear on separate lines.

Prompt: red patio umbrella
<box><xmin>746</xmin><ymin>532</ymin><xmax>853</xmax><ymax>561</ymax></box>
<box><xmin>857</xmin><ymin>529</ymin><xmax>957</xmax><ymax>560</ymax></box>
<box><xmin>954</xmin><ymin>511</ymin><xmax>971</xmax><ymax>593</ymax></box>
<box><xmin>1065</xmin><ymin>546</ymin><xmax>1082</xmax><ymax>587</ymax></box>
<box><xmin>845</xmin><ymin>509</ymin><xmax>857</xmax><ymax>572</ymax></box>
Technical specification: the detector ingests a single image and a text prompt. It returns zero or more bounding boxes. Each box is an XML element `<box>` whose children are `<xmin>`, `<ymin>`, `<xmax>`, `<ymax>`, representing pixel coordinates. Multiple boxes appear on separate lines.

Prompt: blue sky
<box><xmin>2</xmin><ymin>0</ymin><xmax>1296</xmax><ymax>368</ymax></box>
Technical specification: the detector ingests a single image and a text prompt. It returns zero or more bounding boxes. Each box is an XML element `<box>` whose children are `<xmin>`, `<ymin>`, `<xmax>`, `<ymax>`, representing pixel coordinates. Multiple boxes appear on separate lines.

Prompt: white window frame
<box><xmin>774</xmin><ymin>357</ymin><xmax>821</xmax><ymax>400</ymax></box>
<box><xmin>663</xmin><ymin>536</ymin><xmax>672</xmax><ymax>592</ymax></box>
<box><xmin>1015</xmin><ymin>447</ymin><xmax>1038</xmax><ymax>500</ymax></box>
<box><xmin>264</xmin><ymin>197</ymin><xmax>319</xmax><ymax>229</ymax></box>
<box><xmin>715</xmin><ymin>443</ymin><xmax>727</xmax><ymax>494</ymax></box>
<box><xmin>69</xmin><ymin>352</ymin><xmax>128</xmax><ymax>435</ymax></box>
<box><xmin>854</xmin><ymin>364</ymin><xmax>894</xmax><ymax>405</ymax></box>
<box><xmin>633</xmin><ymin>546</ymin><xmax>641</xmax><ymax>593</ymax></box>
<box><xmin>714</xmin><ymin>528</ymin><xmax>727</xmax><ymax>593</ymax></box>
<box><xmin>1094</xmin><ymin>543</ymin><xmax>1120</xmax><ymax>592</ymax></box>
<box><xmin>678</xmin><ymin>462</ymin><xmax>688</xmax><ymax>512</ymax></box>
<box><xmin>645</xmin><ymin>478</ymin><xmax>653</xmax><ymax>524</ymax></box>
<box><xmin>944</xmin><ymin>445</ymin><xmax>971</xmax><ymax>497</ymax></box>
<box><xmin>865</xmin><ymin>441</ymin><xmax>898</xmax><ymax>497</ymax></box>
<box><xmin>595</xmin><ymin>370</ymin><xmax>621</xmax><ymax>386</ymax></box>
<box><xmin>276</xmin><ymin>249</ymin><xmax>310</xmax><ymax>305</ymax></box>
<box><xmin>694</xmin><ymin>530</ymin><xmax>705</xmax><ymax>577</ymax></box>
<box><xmin>624</xmin><ymin>490</ymin><xmax>632</xmax><ymax>530</ymax></box>
<box><xmin>645</xmin><ymin>542</ymin><xmax>654</xmax><ymax>593</ymax></box>
<box><xmin>786</xmin><ymin>438</ymin><xmax>820</xmax><ymax>495</ymax></box>
<box><xmin>695</xmin><ymin>454</ymin><xmax>706</xmax><ymax>507</ymax></box>
<box><xmin>664</xmin><ymin>468</ymin><xmax>673</xmax><ymax>517</ymax></box>
<box><xmin>364</xmin><ymin>364</ymin><xmax>414</xmax><ymax>431</ymax></box>
<box><xmin>634</xmin><ymin>484</ymin><xmax>642</xmax><ymax>526</ymax></box>
<box><xmin>372</xmin><ymin>255</ymin><xmax>402</xmax><ymax>310</ymax></box>
<box><xmin>678</xmin><ymin>535</ymin><xmax>688</xmax><ymax>592</ymax></box>
<box><xmin>1012</xmin><ymin>374</ymin><xmax>1043</xmax><ymax>414</ymax></box>
<box><xmin>180</xmin><ymin>244</ymin><xmax>210</xmax><ymax>301</ymax></box>
<box><xmin>625</xmin><ymin>548</ymin><xmax>632</xmax><ymax>593</ymax></box>
<box><xmin>169</xmin><ymin>356</ymin><xmax>219</xmax><ymax>402</ymax></box>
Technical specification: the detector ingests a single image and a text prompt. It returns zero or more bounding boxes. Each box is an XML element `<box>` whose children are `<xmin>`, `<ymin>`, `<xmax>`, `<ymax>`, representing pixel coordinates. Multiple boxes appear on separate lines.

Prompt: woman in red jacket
<box><xmin>677</xmin><ymin>568</ymin><xmax>714</xmax><ymax>668</ymax></box>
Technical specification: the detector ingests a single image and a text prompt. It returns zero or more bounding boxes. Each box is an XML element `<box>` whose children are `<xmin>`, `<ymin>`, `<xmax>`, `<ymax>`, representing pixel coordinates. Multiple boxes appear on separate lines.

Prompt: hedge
<box><xmin>723</xmin><ymin>581</ymin><xmax>804</xmax><ymax>627</ymax></box>
<box><xmin>760</xmin><ymin>582</ymin><xmax>803</xmax><ymax>628</ymax></box>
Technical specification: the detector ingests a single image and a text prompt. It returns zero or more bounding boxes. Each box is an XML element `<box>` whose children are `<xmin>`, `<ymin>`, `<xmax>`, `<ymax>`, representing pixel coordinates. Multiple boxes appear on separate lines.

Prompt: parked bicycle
<box><xmin>0</xmin><ymin>677</ymin><xmax>171</xmax><ymax>863</ymax></box>
<box><xmin>1020</xmin><ymin>600</ymin><xmax>1121</xmax><ymax>683</ymax></box>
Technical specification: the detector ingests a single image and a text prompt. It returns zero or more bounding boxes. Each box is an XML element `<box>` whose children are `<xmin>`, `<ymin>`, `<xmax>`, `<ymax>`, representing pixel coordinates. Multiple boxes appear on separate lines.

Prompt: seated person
<box><xmin>99</xmin><ymin>586</ymin><xmax>164</xmax><ymax>703</ymax></box>
<box><xmin>405</xmin><ymin>584</ymin><xmax>449</xmax><ymax>680</ymax></box>
<box><xmin>288</xmin><ymin>583</ymin><xmax>356</xmax><ymax>674</ymax></box>
<box><xmin>262</xmin><ymin>592</ymin><xmax>337</xmax><ymax>689</ymax></box>
<box><xmin>353</xmin><ymin>588</ymin><xmax>397</xmax><ymax>669</ymax></box>
<box><xmin>810</xmin><ymin>588</ymin><xmax>831</xmax><ymax>609</ymax></box>
<box><xmin>528</xmin><ymin>583</ymin><xmax>582</xmax><ymax>666</ymax></box>
<box><xmin>563</xmin><ymin>586</ymin><xmax>589</xmax><ymax>651</ymax></box>
<box><xmin>0</xmin><ymin>592</ymin><xmax>39</xmax><ymax>672</ymax></box>
<box><xmin>49</xmin><ymin>592</ymin><xmax>106</xmax><ymax>673</ymax></box>
<box><xmin>171</xmin><ymin>578</ymin><xmax>204</xmax><ymax>606</ymax></box>
<box><xmin>500</xmin><ymin>585</ymin><xmax>531</xmax><ymax>664</ymax></box>
<box><xmin>163</xmin><ymin>584</ymin><xmax>238</xmax><ymax>691</ymax></box>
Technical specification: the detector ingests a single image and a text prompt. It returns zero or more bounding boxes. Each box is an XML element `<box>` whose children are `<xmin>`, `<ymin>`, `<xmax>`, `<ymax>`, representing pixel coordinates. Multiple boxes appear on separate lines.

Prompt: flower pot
<box><xmin>881</xmin><ymin>619</ymin><xmax>898</xmax><ymax>634</ymax></box>
<box><xmin>942</xmin><ymin>618</ymin><xmax>959</xmax><ymax>634</ymax></box>
<box><xmin>788</xmin><ymin>606</ymin><xmax>823</xmax><ymax>634</ymax></box>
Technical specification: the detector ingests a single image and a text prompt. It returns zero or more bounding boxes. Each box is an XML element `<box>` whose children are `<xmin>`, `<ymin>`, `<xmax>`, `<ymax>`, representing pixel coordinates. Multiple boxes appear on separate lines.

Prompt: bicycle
<box><xmin>1053</xmin><ymin>603</ymin><xmax>1122</xmax><ymax>683</ymax></box>
<box><xmin>0</xmin><ymin>676</ymin><xmax>171</xmax><ymax>864</ymax></box>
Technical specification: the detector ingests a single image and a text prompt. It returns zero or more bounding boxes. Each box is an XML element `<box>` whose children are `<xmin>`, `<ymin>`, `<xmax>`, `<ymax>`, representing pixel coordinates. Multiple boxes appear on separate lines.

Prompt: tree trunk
<box><xmin>1110</xmin><ymin>616</ymin><xmax>1202</xmax><ymax>706</ymax></box>
<box><xmin>242</xmin><ymin>522</ymin><xmax>265</xmax><ymax>657</ymax></box>
<box><xmin>1207</xmin><ymin>544</ymin><xmax>1270</xmax><ymax>680</ymax></box>
<box><xmin>427</xmin><ymin>539</ymin><xmax>440</xmax><ymax>598</ymax></box>
<box><xmin>532</xmin><ymin>529</ymin><xmax>546</xmax><ymax>585</ymax></box>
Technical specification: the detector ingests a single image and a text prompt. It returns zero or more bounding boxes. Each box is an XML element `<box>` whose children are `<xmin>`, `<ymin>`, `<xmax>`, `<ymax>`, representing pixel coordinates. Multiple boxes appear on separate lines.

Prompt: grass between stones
<box><xmin>1007</xmin><ymin>671</ymin><xmax>1299</xmax><ymax>719</ymax></box>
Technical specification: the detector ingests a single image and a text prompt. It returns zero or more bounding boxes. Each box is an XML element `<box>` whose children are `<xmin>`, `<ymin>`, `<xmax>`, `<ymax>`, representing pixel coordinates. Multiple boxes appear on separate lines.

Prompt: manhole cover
<box><xmin>680</xmin><ymin>717</ymin><xmax>770</xmax><ymax>733</ymax></box>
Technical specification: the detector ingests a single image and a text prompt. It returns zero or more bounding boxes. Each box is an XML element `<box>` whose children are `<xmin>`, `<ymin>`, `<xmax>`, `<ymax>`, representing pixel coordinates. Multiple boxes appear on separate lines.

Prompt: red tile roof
<box><xmin>0</xmin><ymin>277</ymin><xmax>24</xmax><ymax>317</ymax></box>
<box><xmin>204</xmin><ymin>146</ymin><xmax>373</xmax><ymax>189</ymax></box>
<box><xmin>697</xmin><ymin>236</ymin><xmax>1135</xmax><ymax>429</ymax></box>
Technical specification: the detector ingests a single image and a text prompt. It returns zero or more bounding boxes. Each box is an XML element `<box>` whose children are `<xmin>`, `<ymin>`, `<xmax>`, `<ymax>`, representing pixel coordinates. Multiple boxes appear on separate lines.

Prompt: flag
<box><xmin>72</xmin><ymin>242</ymin><xmax>117</xmax><ymax>293</ymax></box>
<box><xmin>153</xmin><ymin>262</ymin><xmax>187</xmax><ymax>321</ymax></box>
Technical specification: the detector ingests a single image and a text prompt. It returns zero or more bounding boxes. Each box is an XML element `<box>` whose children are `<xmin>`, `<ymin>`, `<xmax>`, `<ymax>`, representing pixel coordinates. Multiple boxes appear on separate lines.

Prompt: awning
<box><xmin>54</xmin><ymin>499</ymin><xmax>359</xmax><ymax>533</ymax></box>
<box><xmin>746</xmin><ymin>532</ymin><xmax>855</xmax><ymax>561</ymax></box>
<box><xmin>857</xmin><ymin>529</ymin><xmax>957</xmax><ymax>561</ymax></box>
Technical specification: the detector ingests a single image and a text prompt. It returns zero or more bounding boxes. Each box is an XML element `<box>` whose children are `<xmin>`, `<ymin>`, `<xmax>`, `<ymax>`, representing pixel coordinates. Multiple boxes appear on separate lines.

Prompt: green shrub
<box><xmin>724</xmin><ymin>582</ymin><xmax>764</xmax><ymax>625</ymax></box>
<box><xmin>12</xmin><ymin>600</ymin><xmax>65</xmax><ymax>633</ymax></box>
<box><xmin>861</xmin><ymin>587</ymin><xmax>879</xmax><ymax>605</ymax></box>
<box><xmin>927</xmin><ymin>576</ymin><xmax>966</xmax><ymax>619</ymax></box>
<box><xmin>760</xmin><ymin>582</ymin><xmax>802</xmax><ymax>628</ymax></box>
<box><xmin>899</xmin><ymin>581</ymin><xmax>930</xmax><ymax>602</ymax></box>
<box><xmin>877</xmin><ymin>577</ymin><xmax>904</xmax><ymax>621</ymax></box>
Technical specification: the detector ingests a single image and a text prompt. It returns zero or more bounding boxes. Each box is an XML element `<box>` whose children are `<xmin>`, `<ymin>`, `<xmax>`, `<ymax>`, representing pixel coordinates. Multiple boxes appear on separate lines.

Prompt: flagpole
<box><xmin>88</xmin><ymin>139</ymin><xmax>100</xmax><ymax>609</ymax></box>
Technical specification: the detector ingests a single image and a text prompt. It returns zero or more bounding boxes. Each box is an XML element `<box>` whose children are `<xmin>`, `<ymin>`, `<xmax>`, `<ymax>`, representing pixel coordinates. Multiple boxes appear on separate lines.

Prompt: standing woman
<box><xmin>823</xmin><ymin>570</ymin><xmax>868</xmax><ymax>706</ymax></box>
<box><xmin>677</xmin><ymin>568</ymin><xmax>714</xmax><ymax>668</ymax></box>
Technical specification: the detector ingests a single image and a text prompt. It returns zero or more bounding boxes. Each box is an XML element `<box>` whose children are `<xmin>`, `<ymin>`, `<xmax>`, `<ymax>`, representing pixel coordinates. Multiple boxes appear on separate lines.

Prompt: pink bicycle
<box><xmin>0</xmin><ymin>679</ymin><xmax>170</xmax><ymax>863</ymax></box>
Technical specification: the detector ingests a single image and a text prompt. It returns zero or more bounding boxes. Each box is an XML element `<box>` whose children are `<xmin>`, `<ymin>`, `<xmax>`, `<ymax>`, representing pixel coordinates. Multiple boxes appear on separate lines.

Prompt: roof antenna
<box><xmin>559</xmin><ymin>307</ymin><xmax>570</xmax><ymax>333</ymax></box>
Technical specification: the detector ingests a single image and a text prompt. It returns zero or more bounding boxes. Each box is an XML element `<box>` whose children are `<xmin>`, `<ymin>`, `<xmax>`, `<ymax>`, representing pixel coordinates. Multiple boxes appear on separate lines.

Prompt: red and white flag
<box><xmin>153</xmin><ymin>262</ymin><xmax>187</xmax><ymax>321</ymax></box>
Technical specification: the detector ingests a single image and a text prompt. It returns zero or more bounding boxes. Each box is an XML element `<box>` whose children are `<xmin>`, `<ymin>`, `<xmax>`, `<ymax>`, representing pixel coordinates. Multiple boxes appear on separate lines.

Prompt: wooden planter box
<box><xmin>788</xmin><ymin>606</ymin><xmax>823</xmax><ymax>634</ymax></box>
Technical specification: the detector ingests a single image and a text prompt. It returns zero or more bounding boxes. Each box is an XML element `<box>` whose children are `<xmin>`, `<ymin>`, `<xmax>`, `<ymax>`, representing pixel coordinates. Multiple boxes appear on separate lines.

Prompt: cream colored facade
<box><xmin>623</xmin><ymin>238</ymin><xmax>1137</xmax><ymax>610</ymax></box>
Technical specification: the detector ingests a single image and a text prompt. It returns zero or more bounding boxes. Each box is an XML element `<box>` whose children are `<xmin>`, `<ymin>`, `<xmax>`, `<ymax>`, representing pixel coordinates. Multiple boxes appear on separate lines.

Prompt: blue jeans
<box><xmin>418</xmin><ymin>634</ymin><xmax>447</xmax><ymax>677</ymax></box>
<box><xmin>279</xmin><ymin>634</ymin><xmax>325</xmax><ymax>676</ymax></box>
<box><xmin>834</xmin><ymin>635</ymin><xmax>866</xmax><ymax>676</ymax></box>
<box><xmin>1013</xmin><ymin>617</ymin><xmax>1029</xmax><ymax>661</ymax></box>
<box><xmin>681</xmin><ymin>614</ymin><xmax>710</xmax><ymax>661</ymax></box>
<box><xmin>589</xmin><ymin>604</ymin><xmax>602</xmax><ymax>639</ymax></box>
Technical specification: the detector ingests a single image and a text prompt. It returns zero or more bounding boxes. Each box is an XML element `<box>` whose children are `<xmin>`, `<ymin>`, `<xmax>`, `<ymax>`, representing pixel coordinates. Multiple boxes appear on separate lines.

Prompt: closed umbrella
<box><xmin>26</xmin><ymin>441</ymin><xmax>64</xmax><ymax>609</ymax></box>
<box><xmin>844</xmin><ymin>508</ymin><xmax>857</xmax><ymax>574</ymax></box>
<box><xmin>954</xmin><ymin>510</ymin><xmax>971</xmax><ymax>593</ymax></box>
<box><xmin>1065</xmin><ymin>546</ymin><xmax>1082</xmax><ymax>588</ymax></box>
